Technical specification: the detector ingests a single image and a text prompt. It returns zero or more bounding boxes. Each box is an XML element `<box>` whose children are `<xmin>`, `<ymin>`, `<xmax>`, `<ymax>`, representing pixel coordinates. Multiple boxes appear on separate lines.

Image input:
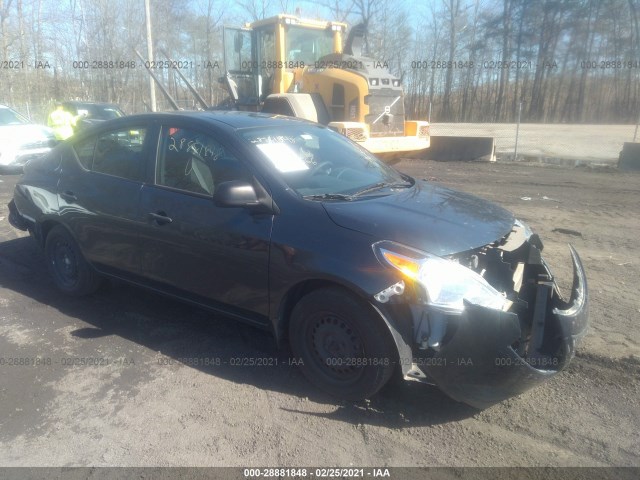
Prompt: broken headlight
<box><xmin>514</xmin><ymin>218</ymin><xmax>533</xmax><ymax>239</ymax></box>
<box><xmin>374</xmin><ymin>241</ymin><xmax>508</xmax><ymax>311</ymax></box>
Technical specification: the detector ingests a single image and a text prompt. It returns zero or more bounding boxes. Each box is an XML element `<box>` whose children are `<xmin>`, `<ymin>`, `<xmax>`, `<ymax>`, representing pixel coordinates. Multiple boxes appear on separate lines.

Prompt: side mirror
<box><xmin>214</xmin><ymin>180</ymin><xmax>259</xmax><ymax>208</ymax></box>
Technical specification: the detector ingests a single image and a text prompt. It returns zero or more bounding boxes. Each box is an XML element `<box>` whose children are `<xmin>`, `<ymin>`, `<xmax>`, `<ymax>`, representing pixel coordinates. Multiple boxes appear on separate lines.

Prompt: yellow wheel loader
<box><xmin>222</xmin><ymin>14</ymin><xmax>430</xmax><ymax>161</ymax></box>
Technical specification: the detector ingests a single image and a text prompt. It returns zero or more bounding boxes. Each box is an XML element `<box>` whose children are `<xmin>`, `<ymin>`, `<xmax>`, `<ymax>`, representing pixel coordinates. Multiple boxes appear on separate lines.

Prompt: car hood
<box><xmin>0</xmin><ymin>124</ymin><xmax>55</xmax><ymax>147</ymax></box>
<box><xmin>322</xmin><ymin>180</ymin><xmax>515</xmax><ymax>256</ymax></box>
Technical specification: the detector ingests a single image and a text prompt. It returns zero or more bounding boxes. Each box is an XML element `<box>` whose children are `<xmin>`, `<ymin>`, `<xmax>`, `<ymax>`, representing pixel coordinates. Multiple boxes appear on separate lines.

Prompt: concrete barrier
<box><xmin>618</xmin><ymin>142</ymin><xmax>640</xmax><ymax>171</ymax></box>
<box><xmin>424</xmin><ymin>136</ymin><xmax>496</xmax><ymax>162</ymax></box>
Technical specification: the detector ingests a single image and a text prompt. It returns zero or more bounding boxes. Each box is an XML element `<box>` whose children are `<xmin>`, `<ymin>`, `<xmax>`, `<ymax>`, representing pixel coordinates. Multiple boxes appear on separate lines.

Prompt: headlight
<box><xmin>374</xmin><ymin>241</ymin><xmax>507</xmax><ymax>311</ymax></box>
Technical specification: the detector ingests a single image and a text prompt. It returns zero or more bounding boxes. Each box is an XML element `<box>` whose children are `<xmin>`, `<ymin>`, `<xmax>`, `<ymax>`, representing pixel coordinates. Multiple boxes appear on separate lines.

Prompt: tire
<box><xmin>44</xmin><ymin>225</ymin><xmax>102</xmax><ymax>296</ymax></box>
<box><xmin>289</xmin><ymin>287</ymin><xmax>397</xmax><ymax>401</ymax></box>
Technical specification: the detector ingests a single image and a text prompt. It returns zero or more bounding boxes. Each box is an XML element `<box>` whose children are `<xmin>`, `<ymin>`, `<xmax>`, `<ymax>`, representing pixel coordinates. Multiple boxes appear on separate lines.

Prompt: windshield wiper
<box><xmin>350</xmin><ymin>181</ymin><xmax>413</xmax><ymax>198</ymax></box>
<box><xmin>303</xmin><ymin>181</ymin><xmax>413</xmax><ymax>202</ymax></box>
<box><xmin>303</xmin><ymin>193</ymin><xmax>354</xmax><ymax>201</ymax></box>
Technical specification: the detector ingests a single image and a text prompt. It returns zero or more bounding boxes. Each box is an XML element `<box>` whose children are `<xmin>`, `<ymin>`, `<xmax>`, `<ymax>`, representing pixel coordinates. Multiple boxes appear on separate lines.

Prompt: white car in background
<box><xmin>0</xmin><ymin>104</ymin><xmax>57</xmax><ymax>173</ymax></box>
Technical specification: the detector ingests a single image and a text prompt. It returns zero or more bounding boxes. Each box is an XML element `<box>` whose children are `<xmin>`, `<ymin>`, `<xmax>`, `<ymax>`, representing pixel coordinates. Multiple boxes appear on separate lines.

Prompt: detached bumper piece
<box><xmin>414</xmin><ymin>243</ymin><xmax>588</xmax><ymax>409</ymax></box>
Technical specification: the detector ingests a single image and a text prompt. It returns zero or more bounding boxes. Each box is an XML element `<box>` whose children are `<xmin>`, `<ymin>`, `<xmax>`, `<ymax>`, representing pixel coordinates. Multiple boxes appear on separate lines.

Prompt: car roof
<box><xmin>96</xmin><ymin>110</ymin><xmax>317</xmax><ymax>130</ymax></box>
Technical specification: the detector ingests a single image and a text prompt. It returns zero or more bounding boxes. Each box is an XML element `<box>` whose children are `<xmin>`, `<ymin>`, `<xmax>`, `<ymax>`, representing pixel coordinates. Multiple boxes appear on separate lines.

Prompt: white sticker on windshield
<box><xmin>257</xmin><ymin>143</ymin><xmax>310</xmax><ymax>172</ymax></box>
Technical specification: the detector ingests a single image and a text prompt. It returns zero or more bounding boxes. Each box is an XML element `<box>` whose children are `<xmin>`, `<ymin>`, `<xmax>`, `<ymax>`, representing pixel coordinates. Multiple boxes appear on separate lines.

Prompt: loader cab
<box><xmin>223</xmin><ymin>15</ymin><xmax>346</xmax><ymax>106</ymax></box>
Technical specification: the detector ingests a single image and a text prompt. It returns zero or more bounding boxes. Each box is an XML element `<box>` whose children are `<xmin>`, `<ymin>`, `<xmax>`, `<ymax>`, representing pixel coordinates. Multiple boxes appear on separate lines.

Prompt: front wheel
<box><xmin>44</xmin><ymin>225</ymin><xmax>102</xmax><ymax>296</ymax></box>
<box><xmin>289</xmin><ymin>288</ymin><xmax>397</xmax><ymax>400</ymax></box>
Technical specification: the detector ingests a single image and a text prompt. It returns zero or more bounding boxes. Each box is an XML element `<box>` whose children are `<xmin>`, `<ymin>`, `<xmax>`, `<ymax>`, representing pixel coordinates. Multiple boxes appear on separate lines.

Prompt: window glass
<box><xmin>224</xmin><ymin>29</ymin><xmax>253</xmax><ymax>72</ymax></box>
<box><xmin>240</xmin><ymin>125</ymin><xmax>405</xmax><ymax>197</ymax></box>
<box><xmin>91</xmin><ymin>127</ymin><xmax>146</xmax><ymax>180</ymax></box>
<box><xmin>87</xmin><ymin>105</ymin><xmax>124</xmax><ymax>120</ymax></box>
<box><xmin>73</xmin><ymin>137</ymin><xmax>96</xmax><ymax>169</ymax></box>
<box><xmin>257</xmin><ymin>28</ymin><xmax>276</xmax><ymax>98</ymax></box>
<box><xmin>285</xmin><ymin>26</ymin><xmax>334</xmax><ymax>64</ymax></box>
<box><xmin>97</xmin><ymin>108</ymin><xmax>123</xmax><ymax>120</ymax></box>
<box><xmin>156</xmin><ymin>126</ymin><xmax>250</xmax><ymax>195</ymax></box>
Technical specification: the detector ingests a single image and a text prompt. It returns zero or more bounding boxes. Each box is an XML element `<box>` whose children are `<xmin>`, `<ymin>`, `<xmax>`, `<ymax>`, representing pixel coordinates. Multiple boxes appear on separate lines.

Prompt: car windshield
<box><xmin>240</xmin><ymin>124</ymin><xmax>409</xmax><ymax>198</ymax></box>
<box><xmin>0</xmin><ymin>107</ymin><xmax>30</xmax><ymax>126</ymax></box>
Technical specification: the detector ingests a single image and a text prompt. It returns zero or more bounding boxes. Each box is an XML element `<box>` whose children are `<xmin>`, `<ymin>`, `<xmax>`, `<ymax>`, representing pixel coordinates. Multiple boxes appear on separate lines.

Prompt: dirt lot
<box><xmin>0</xmin><ymin>160</ymin><xmax>638</xmax><ymax>468</ymax></box>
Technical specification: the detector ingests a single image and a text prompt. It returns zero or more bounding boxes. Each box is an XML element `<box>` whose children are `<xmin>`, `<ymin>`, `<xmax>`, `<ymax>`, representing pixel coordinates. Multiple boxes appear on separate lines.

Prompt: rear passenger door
<box><xmin>59</xmin><ymin>123</ymin><xmax>153</xmax><ymax>277</ymax></box>
<box><xmin>138</xmin><ymin>122</ymin><xmax>273</xmax><ymax>324</ymax></box>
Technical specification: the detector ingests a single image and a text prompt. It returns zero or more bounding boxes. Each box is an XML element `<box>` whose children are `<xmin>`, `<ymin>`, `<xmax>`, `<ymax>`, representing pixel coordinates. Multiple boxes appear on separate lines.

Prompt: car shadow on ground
<box><xmin>0</xmin><ymin>235</ymin><xmax>478</xmax><ymax>429</ymax></box>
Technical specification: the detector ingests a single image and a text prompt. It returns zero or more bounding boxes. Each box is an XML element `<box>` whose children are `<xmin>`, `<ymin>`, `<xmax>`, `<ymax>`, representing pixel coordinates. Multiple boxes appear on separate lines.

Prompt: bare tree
<box><xmin>494</xmin><ymin>0</ymin><xmax>512</xmax><ymax>121</ymax></box>
<box><xmin>2</xmin><ymin>0</ymin><xmax>640</xmax><ymax>124</ymax></box>
<box><xmin>315</xmin><ymin>0</ymin><xmax>356</xmax><ymax>23</ymax></box>
<box><xmin>0</xmin><ymin>0</ymin><xmax>14</xmax><ymax>62</ymax></box>
<box><xmin>238</xmin><ymin>0</ymin><xmax>272</xmax><ymax>21</ymax></box>
<box><xmin>441</xmin><ymin>0</ymin><xmax>461</xmax><ymax>120</ymax></box>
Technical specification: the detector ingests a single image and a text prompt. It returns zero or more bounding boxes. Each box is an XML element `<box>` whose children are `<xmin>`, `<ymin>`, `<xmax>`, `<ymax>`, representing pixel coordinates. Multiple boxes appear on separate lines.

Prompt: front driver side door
<box><xmin>138</xmin><ymin>123</ymin><xmax>273</xmax><ymax>325</ymax></box>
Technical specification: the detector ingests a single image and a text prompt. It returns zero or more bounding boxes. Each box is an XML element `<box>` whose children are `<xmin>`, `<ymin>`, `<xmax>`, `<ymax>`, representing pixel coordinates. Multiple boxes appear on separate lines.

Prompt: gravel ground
<box><xmin>430</xmin><ymin>123</ymin><xmax>636</xmax><ymax>162</ymax></box>
<box><xmin>0</xmin><ymin>160</ymin><xmax>638</xmax><ymax>468</ymax></box>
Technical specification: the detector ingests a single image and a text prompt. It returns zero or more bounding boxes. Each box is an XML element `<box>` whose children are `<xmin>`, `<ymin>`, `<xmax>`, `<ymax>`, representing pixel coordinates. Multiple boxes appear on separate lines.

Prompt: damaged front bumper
<box><xmin>378</xmin><ymin>233</ymin><xmax>589</xmax><ymax>409</ymax></box>
<box><xmin>420</xmin><ymin>245</ymin><xmax>587</xmax><ymax>408</ymax></box>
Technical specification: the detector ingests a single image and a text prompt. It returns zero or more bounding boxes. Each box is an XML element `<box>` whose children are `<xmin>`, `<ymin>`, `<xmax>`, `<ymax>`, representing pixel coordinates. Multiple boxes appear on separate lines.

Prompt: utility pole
<box><xmin>514</xmin><ymin>101</ymin><xmax>522</xmax><ymax>160</ymax></box>
<box><xmin>144</xmin><ymin>0</ymin><xmax>157</xmax><ymax>111</ymax></box>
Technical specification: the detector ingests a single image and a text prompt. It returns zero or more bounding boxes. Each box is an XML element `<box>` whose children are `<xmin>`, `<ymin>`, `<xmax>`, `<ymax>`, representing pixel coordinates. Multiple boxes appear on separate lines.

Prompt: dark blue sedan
<box><xmin>8</xmin><ymin>111</ymin><xmax>588</xmax><ymax>408</ymax></box>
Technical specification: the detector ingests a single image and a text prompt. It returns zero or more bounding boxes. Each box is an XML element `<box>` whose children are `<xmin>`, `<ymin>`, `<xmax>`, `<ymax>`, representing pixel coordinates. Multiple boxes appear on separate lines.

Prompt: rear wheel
<box><xmin>44</xmin><ymin>225</ymin><xmax>102</xmax><ymax>296</ymax></box>
<box><xmin>289</xmin><ymin>288</ymin><xmax>396</xmax><ymax>400</ymax></box>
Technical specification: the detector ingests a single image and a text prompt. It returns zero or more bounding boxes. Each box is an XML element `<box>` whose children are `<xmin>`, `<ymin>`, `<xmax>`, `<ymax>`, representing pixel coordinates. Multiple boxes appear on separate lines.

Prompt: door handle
<box><xmin>60</xmin><ymin>191</ymin><xmax>77</xmax><ymax>202</ymax></box>
<box><xmin>148</xmin><ymin>212</ymin><xmax>173</xmax><ymax>225</ymax></box>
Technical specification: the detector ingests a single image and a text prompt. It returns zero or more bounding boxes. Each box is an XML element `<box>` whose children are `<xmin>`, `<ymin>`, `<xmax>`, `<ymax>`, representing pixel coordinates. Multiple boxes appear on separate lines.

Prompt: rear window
<box><xmin>88</xmin><ymin>106</ymin><xmax>124</xmax><ymax>120</ymax></box>
<box><xmin>68</xmin><ymin>104</ymin><xmax>124</xmax><ymax>120</ymax></box>
<box><xmin>72</xmin><ymin>127</ymin><xmax>146</xmax><ymax>181</ymax></box>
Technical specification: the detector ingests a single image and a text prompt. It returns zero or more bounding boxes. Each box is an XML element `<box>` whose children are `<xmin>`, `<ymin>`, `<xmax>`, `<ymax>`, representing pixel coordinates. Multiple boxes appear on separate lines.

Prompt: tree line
<box><xmin>399</xmin><ymin>0</ymin><xmax>640</xmax><ymax>123</ymax></box>
<box><xmin>1</xmin><ymin>0</ymin><xmax>638</xmax><ymax>124</ymax></box>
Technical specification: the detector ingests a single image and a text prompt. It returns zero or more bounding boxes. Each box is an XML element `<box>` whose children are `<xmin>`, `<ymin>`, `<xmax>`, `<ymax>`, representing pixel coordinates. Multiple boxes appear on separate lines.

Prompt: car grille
<box><xmin>364</xmin><ymin>90</ymin><xmax>405</xmax><ymax>137</ymax></box>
